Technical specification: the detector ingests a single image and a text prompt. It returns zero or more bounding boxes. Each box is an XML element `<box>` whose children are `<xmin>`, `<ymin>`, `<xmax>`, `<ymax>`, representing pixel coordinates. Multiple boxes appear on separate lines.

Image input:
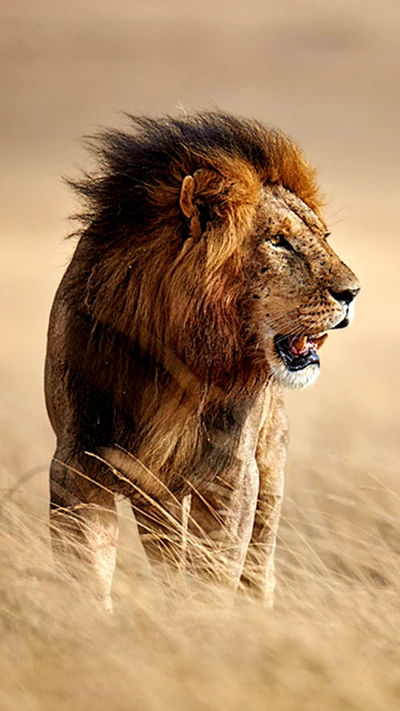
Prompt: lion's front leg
<box><xmin>50</xmin><ymin>449</ymin><xmax>118</xmax><ymax>612</ymax></box>
<box><xmin>187</xmin><ymin>463</ymin><xmax>259</xmax><ymax>591</ymax></box>
<box><xmin>240</xmin><ymin>383</ymin><xmax>288</xmax><ymax>607</ymax></box>
<box><xmin>133</xmin><ymin>492</ymin><xmax>192</xmax><ymax>574</ymax></box>
<box><xmin>240</xmin><ymin>492</ymin><xmax>283</xmax><ymax>606</ymax></box>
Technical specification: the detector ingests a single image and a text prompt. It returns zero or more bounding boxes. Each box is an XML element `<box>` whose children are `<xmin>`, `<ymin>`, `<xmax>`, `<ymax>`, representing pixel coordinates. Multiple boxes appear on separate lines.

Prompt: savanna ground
<box><xmin>1</xmin><ymin>1</ymin><xmax>400</xmax><ymax>709</ymax></box>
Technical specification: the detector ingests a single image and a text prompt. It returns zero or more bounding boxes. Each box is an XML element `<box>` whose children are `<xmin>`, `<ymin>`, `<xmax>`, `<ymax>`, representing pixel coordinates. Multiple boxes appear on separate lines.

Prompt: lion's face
<box><xmin>247</xmin><ymin>184</ymin><xmax>360</xmax><ymax>389</ymax></box>
<box><xmin>178</xmin><ymin>169</ymin><xmax>359</xmax><ymax>391</ymax></box>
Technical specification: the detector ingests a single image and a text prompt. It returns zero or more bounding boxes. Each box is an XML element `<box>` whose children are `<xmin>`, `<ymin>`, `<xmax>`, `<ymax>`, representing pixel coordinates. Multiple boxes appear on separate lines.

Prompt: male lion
<box><xmin>45</xmin><ymin>111</ymin><xmax>359</xmax><ymax>610</ymax></box>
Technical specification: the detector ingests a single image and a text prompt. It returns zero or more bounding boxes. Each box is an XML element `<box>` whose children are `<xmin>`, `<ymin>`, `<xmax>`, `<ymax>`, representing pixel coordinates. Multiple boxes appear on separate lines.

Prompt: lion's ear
<box><xmin>179</xmin><ymin>170</ymin><xmax>215</xmax><ymax>241</ymax></box>
<box><xmin>179</xmin><ymin>175</ymin><xmax>196</xmax><ymax>219</ymax></box>
<box><xmin>179</xmin><ymin>174</ymin><xmax>202</xmax><ymax>241</ymax></box>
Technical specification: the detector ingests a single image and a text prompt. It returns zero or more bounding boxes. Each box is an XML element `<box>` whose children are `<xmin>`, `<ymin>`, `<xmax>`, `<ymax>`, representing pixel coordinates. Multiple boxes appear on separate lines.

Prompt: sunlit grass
<box><xmin>1</xmin><ymin>456</ymin><xmax>399</xmax><ymax>711</ymax></box>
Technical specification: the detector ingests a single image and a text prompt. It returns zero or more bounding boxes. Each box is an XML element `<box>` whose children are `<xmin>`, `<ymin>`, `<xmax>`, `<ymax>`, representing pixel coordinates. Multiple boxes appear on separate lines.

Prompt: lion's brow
<box><xmin>274</xmin><ymin>185</ymin><xmax>324</xmax><ymax>233</ymax></box>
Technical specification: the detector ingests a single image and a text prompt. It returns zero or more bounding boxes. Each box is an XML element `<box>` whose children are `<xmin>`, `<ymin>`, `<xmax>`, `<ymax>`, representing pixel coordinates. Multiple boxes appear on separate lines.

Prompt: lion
<box><xmin>45</xmin><ymin>111</ymin><xmax>359</xmax><ymax>610</ymax></box>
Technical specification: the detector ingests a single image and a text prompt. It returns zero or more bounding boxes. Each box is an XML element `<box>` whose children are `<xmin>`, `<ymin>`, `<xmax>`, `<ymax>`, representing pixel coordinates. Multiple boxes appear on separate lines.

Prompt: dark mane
<box><xmin>68</xmin><ymin>110</ymin><xmax>322</xmax><ymax>242</ymax></box>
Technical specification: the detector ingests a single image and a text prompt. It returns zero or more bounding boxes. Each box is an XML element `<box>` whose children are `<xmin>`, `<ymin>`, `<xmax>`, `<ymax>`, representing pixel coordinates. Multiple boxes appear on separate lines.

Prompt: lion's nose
<box><xmin>329</xmin><ymin>287</ymin><xmax>360</xmax><ymax>305</ymax></box>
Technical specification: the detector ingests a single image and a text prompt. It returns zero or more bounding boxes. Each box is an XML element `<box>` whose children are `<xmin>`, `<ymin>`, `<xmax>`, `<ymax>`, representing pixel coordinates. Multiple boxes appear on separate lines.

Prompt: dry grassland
<box><xmin>1</xmin><ymin>1</ymin><xmax>399</xmax><ymax>709</ymax></box>
<box><xmin>1</xmin><ymin>463</ymin><xmax>400</xmax><ymax>711</ymax></box>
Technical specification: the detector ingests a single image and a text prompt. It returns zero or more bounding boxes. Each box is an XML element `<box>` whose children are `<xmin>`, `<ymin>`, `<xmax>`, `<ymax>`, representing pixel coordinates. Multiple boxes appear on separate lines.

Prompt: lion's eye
<box><xmin>267</xmin><ymin>234</ymin><xmax>293</xmax><ymax>250</ymax></box>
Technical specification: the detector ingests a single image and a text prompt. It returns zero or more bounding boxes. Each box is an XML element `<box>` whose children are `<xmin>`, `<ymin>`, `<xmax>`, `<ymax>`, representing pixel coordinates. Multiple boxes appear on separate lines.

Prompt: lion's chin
<box><xmin>270</xmin><ymin>360</ymin><xmax>320</xmax><ymax>389</ymax></box>
<box><xmin>268</xmin><ymin>332</ymin><xmax>328</xmax><ymax>389</ymax></box>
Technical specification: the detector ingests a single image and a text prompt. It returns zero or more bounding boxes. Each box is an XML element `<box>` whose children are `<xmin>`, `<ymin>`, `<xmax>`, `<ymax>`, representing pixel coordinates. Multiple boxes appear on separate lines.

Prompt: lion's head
<box><xmin>71</xmin><ymin>111</ymin><xmax>359</xmax><ymax>399</ymax></box>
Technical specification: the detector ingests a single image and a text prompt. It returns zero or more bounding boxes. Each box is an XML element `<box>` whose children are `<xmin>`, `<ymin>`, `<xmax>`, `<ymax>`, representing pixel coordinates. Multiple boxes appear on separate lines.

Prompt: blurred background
<box><xmin>1</xmin><ymin>0</ymin><xmax>399</xmax><ymax>515</ymax></box>
<box><xmin>2</xmin><ymin>5</ymin><xmax>400</xmax><ymax>707</ymax></box>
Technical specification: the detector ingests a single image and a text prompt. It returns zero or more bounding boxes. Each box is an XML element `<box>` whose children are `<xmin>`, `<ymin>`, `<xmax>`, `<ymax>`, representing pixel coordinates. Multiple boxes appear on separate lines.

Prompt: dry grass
<box><xmin>1</xmin><ymin>457</ymin><xmax>399</xmax><ymax>711</ymax></box>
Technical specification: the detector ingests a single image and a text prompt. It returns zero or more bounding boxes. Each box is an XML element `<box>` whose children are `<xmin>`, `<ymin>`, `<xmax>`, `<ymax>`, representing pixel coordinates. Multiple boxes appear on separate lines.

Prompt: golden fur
<box><xmin>45</xmin><ymin>111</ymin><xmax>359</xmax><ymax>609</ymax></box>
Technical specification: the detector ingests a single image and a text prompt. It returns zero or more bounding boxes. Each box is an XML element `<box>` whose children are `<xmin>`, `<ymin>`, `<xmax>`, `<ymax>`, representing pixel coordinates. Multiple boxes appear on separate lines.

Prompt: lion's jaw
<box><xmin>261</xmin><ymin>327</ymin><xmax>321</xmax><ymax>389</ymax></box>
<box><xmin>269</xmin><ymin>346</ymin><xmax>321</xmax><ymax>389</ymax></box>
<box><xmin>265</xmin><ymin>303</ymin><xmax>357</xmax><ymax>390</ymax></box>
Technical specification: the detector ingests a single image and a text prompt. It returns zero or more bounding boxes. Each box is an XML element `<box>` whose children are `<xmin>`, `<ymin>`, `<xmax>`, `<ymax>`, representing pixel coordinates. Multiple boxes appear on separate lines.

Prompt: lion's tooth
<box><xmin>313</xmin><ymin>334</ymin><xmax>328</xmax><ymax>350</ymax></box>
<box><xmin>294</xmin><ymin>336</ymin><xmax>308</xmax><ymax>352</ymax></box>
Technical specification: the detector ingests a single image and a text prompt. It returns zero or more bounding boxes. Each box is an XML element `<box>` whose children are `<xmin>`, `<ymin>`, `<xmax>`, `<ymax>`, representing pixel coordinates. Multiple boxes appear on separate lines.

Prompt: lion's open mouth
<box><xmin>274</xmin><ymin>334</ymin><xmax>328</xmax><ymax>371</ymax></box>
